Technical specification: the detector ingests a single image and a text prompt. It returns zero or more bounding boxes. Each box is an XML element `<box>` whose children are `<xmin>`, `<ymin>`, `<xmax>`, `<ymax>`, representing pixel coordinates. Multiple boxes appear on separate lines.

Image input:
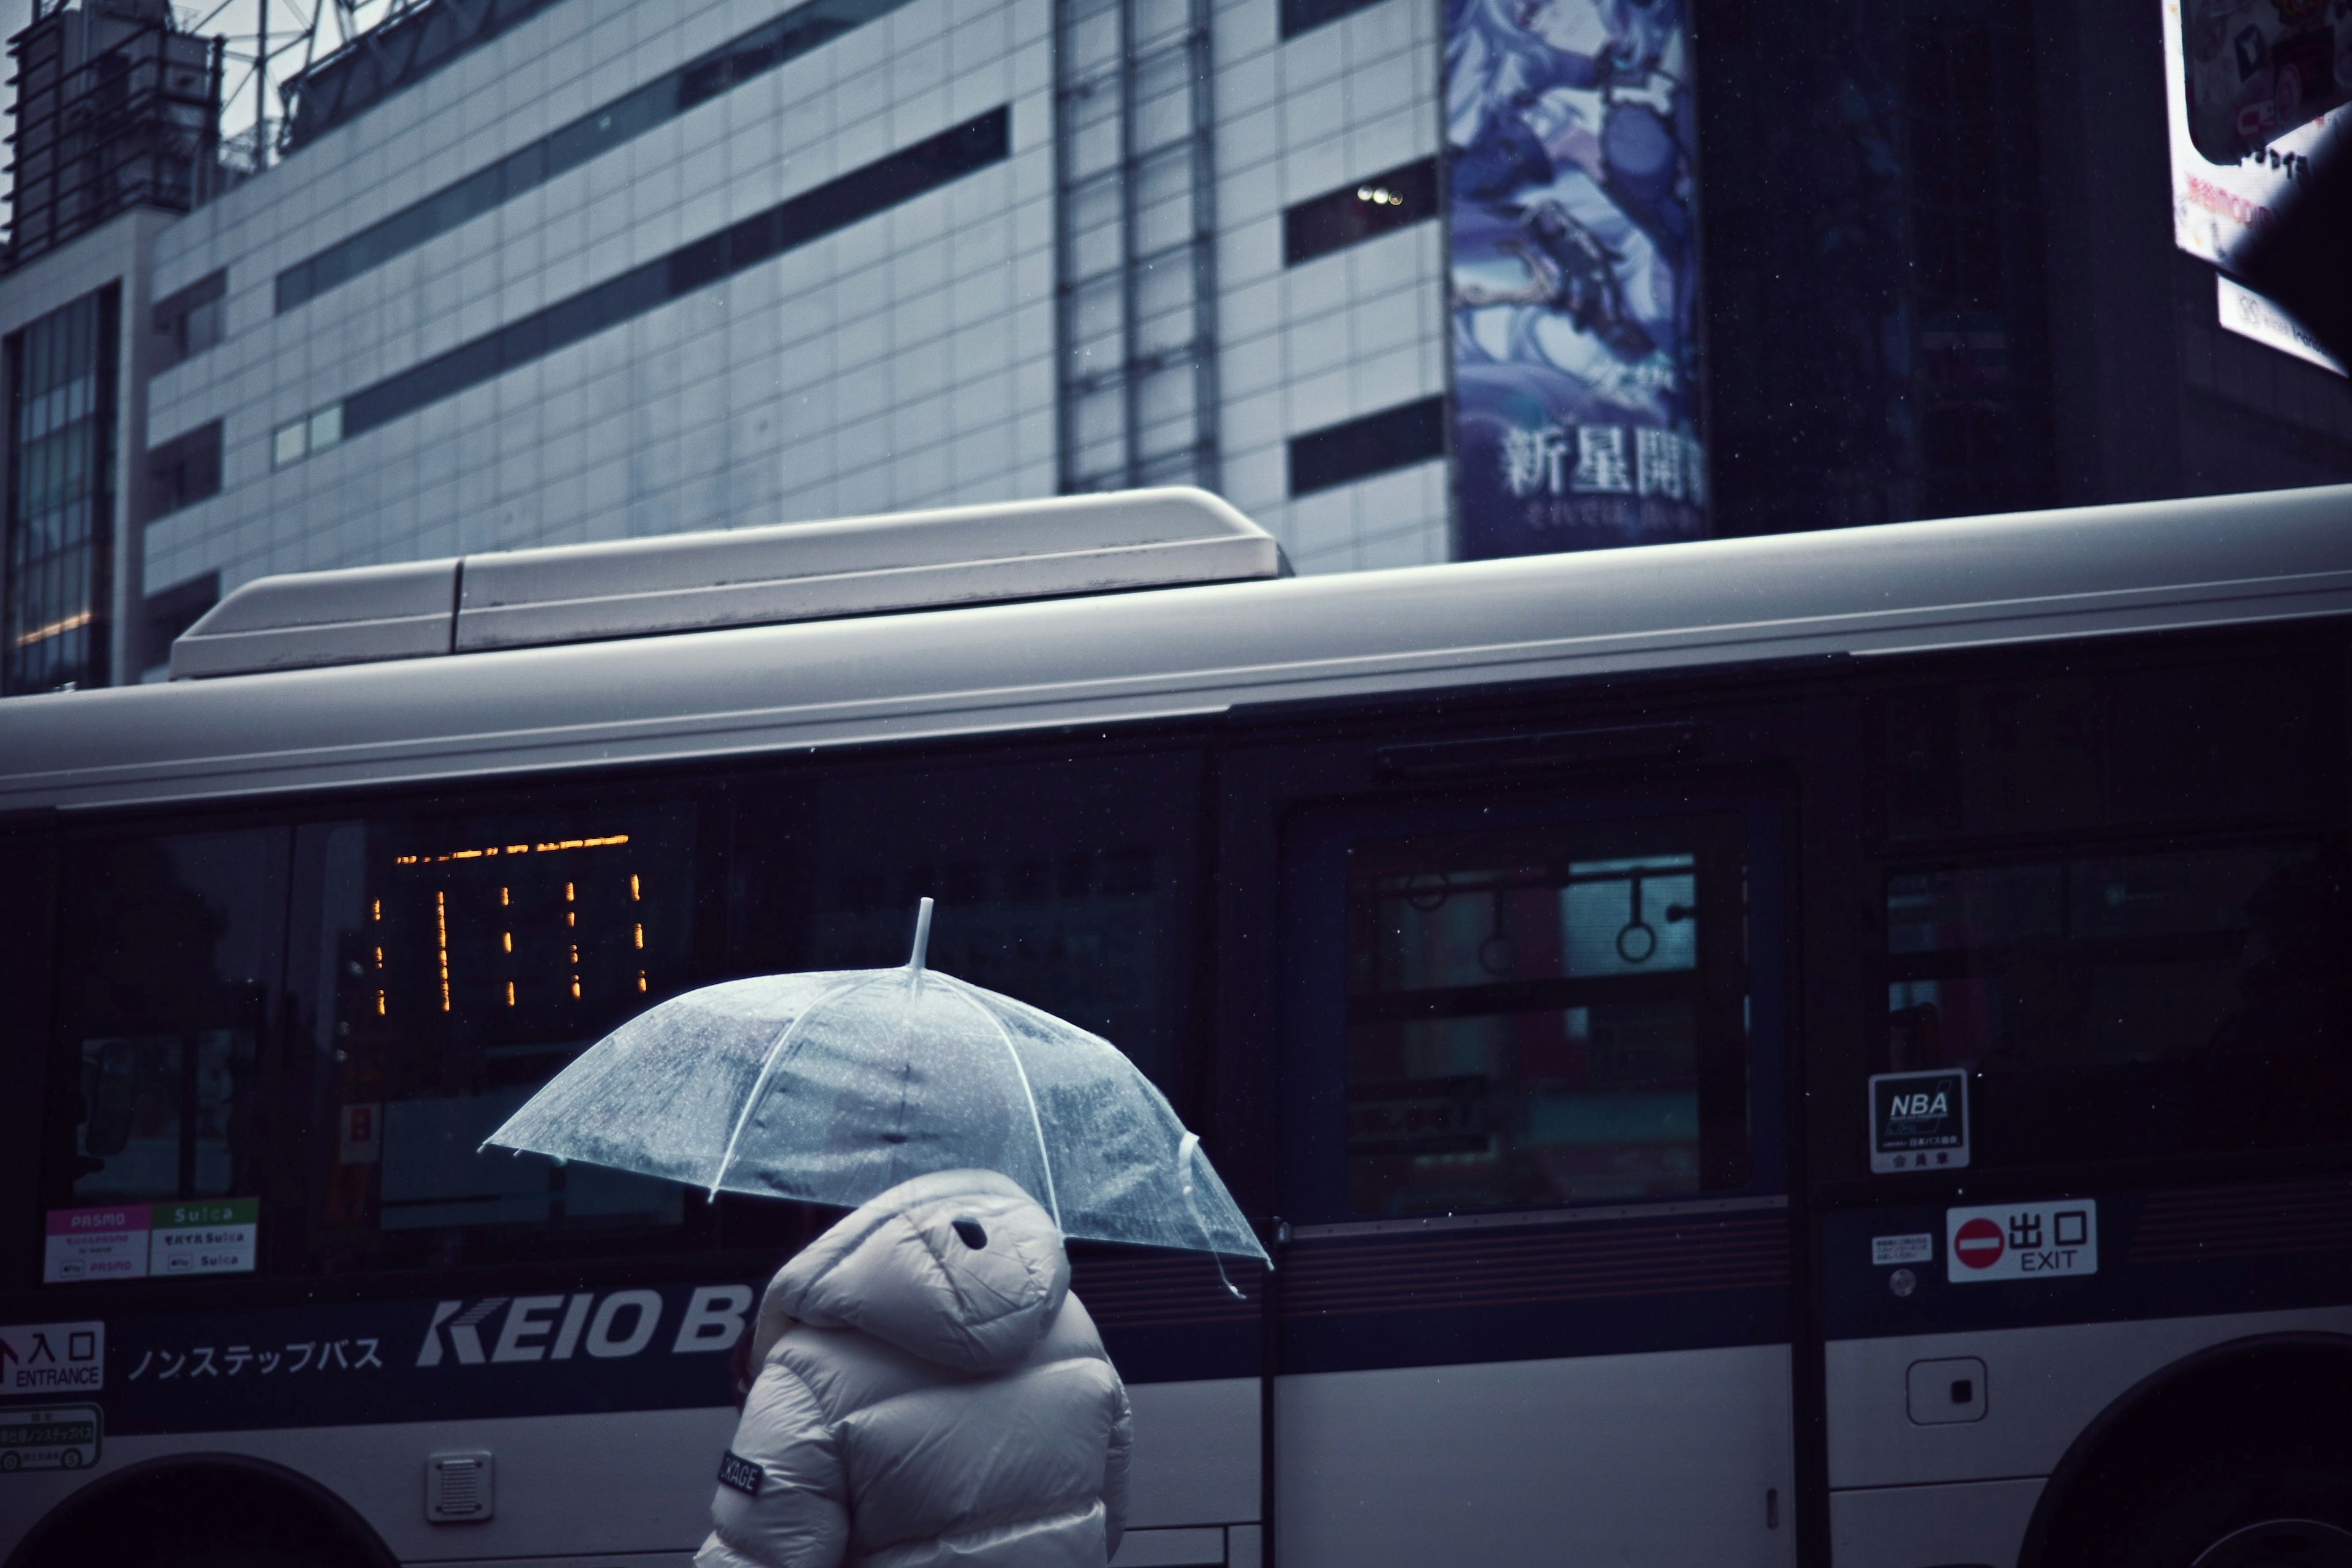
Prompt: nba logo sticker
<box><xmin>1869</xmin><ymin>1069</ymin><xmax>1969</xmax><ymax>1174</ymax></box>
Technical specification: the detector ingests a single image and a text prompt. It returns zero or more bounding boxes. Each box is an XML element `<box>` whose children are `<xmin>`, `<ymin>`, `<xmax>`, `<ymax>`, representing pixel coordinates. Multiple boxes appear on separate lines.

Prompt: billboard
<box><xmin>2164</xmin><ymin>0</ymin><xmax>2349</xmax><ymax>272</ymax></box>
<box><xmin>1446</xmin><ymin>0</ymin><xmax>1706</xmax><ymax>558</ymax></box>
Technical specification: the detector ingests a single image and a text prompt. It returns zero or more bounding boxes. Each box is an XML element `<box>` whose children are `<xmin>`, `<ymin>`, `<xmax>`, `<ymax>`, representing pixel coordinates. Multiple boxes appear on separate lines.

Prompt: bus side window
<box><xmin>287</xmin><ymin>803</ymin><xmax>700</xmax><ymax>1273</ymax></box>
<box><xmin>1336</xmin><ymin>810</ymin><xmax>1752</xmax><ymax>1216</ymax></box>
<box><xmin>1883</xmin><ymin>843</ymin><xmax>2352</xmax><ymax>1163</ymax></box>
<box><xmin>734</xmin><ymin>751</ymin><xmax>1207</xmax><ymax>1115</ymax></box>
<box><xmin>47</xmin><ymin>830</ymin><xmax>285</xmax><ymax>1210</ymax></box>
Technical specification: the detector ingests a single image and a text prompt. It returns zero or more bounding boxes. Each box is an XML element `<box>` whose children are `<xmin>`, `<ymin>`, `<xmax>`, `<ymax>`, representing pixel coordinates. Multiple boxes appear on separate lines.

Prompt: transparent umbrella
<box><xmin>484</xmin><ymin>900</ymin><xmax>1268</xmax><ymax>1273</ymax></box>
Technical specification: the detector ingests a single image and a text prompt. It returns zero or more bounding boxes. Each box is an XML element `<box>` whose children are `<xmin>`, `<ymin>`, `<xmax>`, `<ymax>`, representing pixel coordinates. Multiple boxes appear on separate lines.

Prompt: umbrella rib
<box><xmin>941</xmin><ymin>975</ymin><xmax>1063</xmax><ymax>1235</ymax></box>
<box><xmin>709</xmin><ymin>972</ymin><xmax>886</xmax><ymax>1199</ymax></box>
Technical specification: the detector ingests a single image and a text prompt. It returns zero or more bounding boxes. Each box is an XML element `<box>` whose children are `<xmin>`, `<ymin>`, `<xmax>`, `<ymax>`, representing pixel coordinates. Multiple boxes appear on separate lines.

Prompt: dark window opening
<box><xmin>4</xmin><ymin>284</ymin><xmax>120</xmax><ymax>697</ymax></box>
<box><xmin>1281</xmin><ymin>0</ymin><xmax>1386</xmax><ymax>40</ymax></box>
<box><xmin>1289</xmin><ymin>395</ymin><xmax>1447</xmax><ymax>496</ymax></box>
<box><xmin>1883</xmin><ymin>839</ymin><xmax>2352</xmax><ymax>1166</ymax></box>
<box><xmin>146</xmin><ymin>420</ymin><xmax>223</xmax><ymax>519</ymax></box>
<box><xmin>152</xmin><ymin>271</ymin><xmax>226</xmax><ymax>371</ymax></box>
<box><xmin>141</xmin><ymin>570</ymin><xmax>218</xmax><ymax>672</ymax></box>
<box><xmin>1340</xmin><ymin>812</ymin><xmax>1752</xmax><ymax>1215</ymax></box>
<box><xmin>47</xmin><ymin>828</ymin><xmax>288</xmax><ymax>1211</ymax></box>
<box><xmin>1284</xmin><ymin>159</ymin><xmax>1438</xmax><ymax>266</ymax></box>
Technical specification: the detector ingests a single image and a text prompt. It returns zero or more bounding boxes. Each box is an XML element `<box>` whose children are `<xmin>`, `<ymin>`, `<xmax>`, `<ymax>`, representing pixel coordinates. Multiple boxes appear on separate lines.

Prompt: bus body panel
<box><xmin>1274</xmin><ymin>1344</ymin><xmax>1796</xmax><ymax>1567</ymax></box>
<box><xmin>1828</xmin><ymin>1477</ymin><xmax>2043</xmax><ymax>1568</ymax></box>
<box><xmin>3</xmin><ymin>488</ymin><xmax>2351</xmax><ymax>816</ymax></box>
<box><xmin>1825</xmin><ymin>1304</ymin><xmax>2352</xmax><ymax>1490</ymax></box>
<box><xmin>0</xmin><ymin>1377</ymin><xmax>1255</xmax><ymax>1561</ymax></box>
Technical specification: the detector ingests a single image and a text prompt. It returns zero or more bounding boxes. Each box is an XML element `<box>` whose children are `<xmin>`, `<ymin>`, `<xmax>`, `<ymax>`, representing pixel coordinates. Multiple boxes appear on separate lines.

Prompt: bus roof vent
<box><xmin>172</xmin><ymin>488</ymin><xmax>1283</xmax><ymax>679</ymax></box>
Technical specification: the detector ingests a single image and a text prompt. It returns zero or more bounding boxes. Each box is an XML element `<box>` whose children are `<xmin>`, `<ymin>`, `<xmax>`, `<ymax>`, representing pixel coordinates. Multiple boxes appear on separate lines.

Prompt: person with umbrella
<box><xmin>488</xmin><ymin>900</ymin><xmax>1268</xmax><ymax>1568</ymax></box>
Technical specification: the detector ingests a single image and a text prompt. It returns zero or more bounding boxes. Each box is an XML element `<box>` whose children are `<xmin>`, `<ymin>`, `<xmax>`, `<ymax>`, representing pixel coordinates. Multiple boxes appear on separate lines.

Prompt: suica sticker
<box><xmin>1945</xmin><ymin>1200</ymin><xmax>2097</xmax><ymax>1284</ymax></box>
<box><xmin>1869</xmin><ymin>1069</ymin><xmax>1969</xmax><ymax>1174</ymax></box>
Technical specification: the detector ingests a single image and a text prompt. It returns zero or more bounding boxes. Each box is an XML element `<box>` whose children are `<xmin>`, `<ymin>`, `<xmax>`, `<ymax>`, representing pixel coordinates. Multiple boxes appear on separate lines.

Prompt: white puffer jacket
<box><xmin>695</xmin><ymin>1169</ymin><xmax>1133</xmax><ymax>1568</ymax></box>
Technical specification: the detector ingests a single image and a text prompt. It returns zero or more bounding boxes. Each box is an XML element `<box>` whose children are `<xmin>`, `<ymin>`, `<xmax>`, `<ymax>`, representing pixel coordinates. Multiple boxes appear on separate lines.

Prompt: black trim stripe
<box><xmin>340</xmin><ymin>108</ymin><xmax>1011</xmax><ymax>442</ymax></box>
<box><xmin>1280</xmin><ymin>1212</ymin><xmax>1789</xmax><ymax>1318</ymax></box>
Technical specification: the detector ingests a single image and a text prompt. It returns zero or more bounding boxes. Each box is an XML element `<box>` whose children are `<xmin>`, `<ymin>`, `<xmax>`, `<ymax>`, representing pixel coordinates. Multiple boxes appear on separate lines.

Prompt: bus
<box><xmin>2</xmin><ymin>482</ymin><xmax>2350</xmax><ymax>1568</ymax></box>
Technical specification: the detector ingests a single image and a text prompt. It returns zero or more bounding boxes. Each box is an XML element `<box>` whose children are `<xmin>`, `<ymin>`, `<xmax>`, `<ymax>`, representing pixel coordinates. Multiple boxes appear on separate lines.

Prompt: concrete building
<box><xmin>3</xmin><ymin>0</ymin><xmax>2347</xmax><ymax>695</ymax></box>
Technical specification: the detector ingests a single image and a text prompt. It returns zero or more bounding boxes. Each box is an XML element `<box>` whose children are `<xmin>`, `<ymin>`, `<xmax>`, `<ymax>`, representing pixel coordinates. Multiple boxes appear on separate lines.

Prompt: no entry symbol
<box><xmin>1953</xmin><ymin>1217</ymin><xmax>2005</xmax><ymax>1271</ymax></box>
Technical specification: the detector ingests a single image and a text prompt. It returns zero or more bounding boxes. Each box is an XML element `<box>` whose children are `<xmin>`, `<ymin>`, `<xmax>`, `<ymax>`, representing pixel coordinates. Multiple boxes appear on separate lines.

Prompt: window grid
<box><xmin>3</xmin><ymin>286</ymin><xmax>120</xmax><ymax>696</ymax></box>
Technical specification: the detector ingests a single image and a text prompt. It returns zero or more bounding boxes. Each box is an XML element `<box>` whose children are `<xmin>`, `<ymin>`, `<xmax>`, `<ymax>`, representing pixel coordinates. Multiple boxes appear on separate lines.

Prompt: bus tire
<box><xmin>2101</xmin><ymin>1443</ymin><xmax>2352</xmax><ymax>1568</ymax></box>
<box><xmin>2024</xmin><ymin>1335</ymin><xmax>2352</xmax><ymax>1568</ymax></box>
<box><xmin>4</xmin><ymin>1454</ymin><xmax>393</xmax><ymax>1568</ymax></box>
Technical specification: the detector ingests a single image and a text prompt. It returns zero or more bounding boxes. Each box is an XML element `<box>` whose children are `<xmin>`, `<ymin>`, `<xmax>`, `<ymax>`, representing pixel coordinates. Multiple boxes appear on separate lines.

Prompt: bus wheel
<box><xmin>6</xmin><ymin>1455</ymin><xmax>392</xmax><ymax>1568</ymax></box>
<box><xmin>2103</xmin><ymin>1446</ymin><xmax>2352</xmax><ymax>1568</ymax></box>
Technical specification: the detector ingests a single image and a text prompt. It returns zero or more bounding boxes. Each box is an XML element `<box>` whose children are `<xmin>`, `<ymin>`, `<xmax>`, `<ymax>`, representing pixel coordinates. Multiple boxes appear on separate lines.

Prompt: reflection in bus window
<box><xmin>294</xmin><ymin>805</ymin><xmax>697</xmax><ymax>1270</ymax></box>
<box><xmin>50</xmin><ymin>829</ymin><xmax>285</xmax><ymax>1206</ymax></box>
<box><xmin>1884</xmin><ymin>842</ymin><xmax>2352</xmax><ymax>1163</ymax></box>
<box><xmin>761</xmin><ymin>754</ymin><xmax>1204</xmax><ymax>1106</ymax></box>
<box><xmin>1343</xmin><ymin>820</ymin><xmax>1748</xmax><ymax>1215</ymax></box>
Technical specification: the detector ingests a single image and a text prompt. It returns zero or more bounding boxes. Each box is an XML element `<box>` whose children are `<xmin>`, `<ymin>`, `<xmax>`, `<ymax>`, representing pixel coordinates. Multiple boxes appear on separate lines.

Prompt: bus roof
<box><xmin>6</xmin><ymin>483</ymin><xmax>2350</xmax><ymax>816</ymax></box>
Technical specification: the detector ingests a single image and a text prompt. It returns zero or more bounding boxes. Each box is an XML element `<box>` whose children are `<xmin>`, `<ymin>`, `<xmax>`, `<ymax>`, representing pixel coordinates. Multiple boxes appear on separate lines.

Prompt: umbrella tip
<box><xmin>908</xmin><ymin>897</ymin><xmax>934</xmax><ymax>983</ymax></box>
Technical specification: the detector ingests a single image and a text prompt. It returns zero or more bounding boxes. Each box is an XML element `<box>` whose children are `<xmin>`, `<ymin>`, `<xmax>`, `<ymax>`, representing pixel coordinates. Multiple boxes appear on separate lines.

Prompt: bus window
<box><xmin>737</xmin><ymin>752</ymin><xmax>1205</xmax><ymax>1111</ymax></box>
<box><xmin>1340</xmin><ymin>813</ymin><xmax>1751</xmax><ymax>1215</ymax></box>
<box><xmin>1884</xmin><ymin>657</ymin><xmax>2333</xmax><ymax>842</ymax></box>
<box><xmin>47</xmin><ymin>829</ymin><xmax>285</xmax><ymax>1212</ymax></box>
<box><xmin>1883</xmin><ymin>841</ymin><xmax>2352</xmax><ymax>1164</ymax></box>
<box><xmin>288</xmin><ymin>802</ymin><xmax>699</xmax><ymax>1271</ymax></box>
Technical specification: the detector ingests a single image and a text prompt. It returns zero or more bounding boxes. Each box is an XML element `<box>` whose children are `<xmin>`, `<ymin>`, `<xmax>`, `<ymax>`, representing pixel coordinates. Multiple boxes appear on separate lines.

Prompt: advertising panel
<box><xmin>1446</xmin><ymin>0</ymin><xmax>1706</xmax><ymax>557</ymax></box>
<box><xmin>2165</xmin><ymin>0</ymin><xmax>2348</xmax><ymax>367</ymax></box>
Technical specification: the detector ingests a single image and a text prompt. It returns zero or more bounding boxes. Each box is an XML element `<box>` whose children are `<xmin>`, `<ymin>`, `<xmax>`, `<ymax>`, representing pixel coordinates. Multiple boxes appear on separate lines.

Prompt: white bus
<box><xmin>2</xmin><ymin>483</ymin><xmax>2351</xmax><ymax>1568</ymax></box>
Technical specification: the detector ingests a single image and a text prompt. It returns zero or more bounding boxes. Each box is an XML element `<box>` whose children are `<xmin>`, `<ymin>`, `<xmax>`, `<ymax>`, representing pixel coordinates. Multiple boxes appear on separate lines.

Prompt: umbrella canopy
<box><xmin>485</xmin><ymin>900</ymin><xmax>1268</xmax><ymax>1265</ymax></box>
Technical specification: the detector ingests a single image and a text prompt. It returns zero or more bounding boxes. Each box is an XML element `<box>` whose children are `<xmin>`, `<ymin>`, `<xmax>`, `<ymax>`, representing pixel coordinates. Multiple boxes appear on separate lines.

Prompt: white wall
<box><xmin>137</xmin><ymin>0</ymin><xmax>1452</xmax><ymax>599</ymax></box>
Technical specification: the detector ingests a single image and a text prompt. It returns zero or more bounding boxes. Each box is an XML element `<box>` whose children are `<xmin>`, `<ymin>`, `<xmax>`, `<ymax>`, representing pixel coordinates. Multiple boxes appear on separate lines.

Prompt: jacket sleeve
<box><xmin>1101</xmin><ymin>1371</ymin><xmax>1134</xmax><ymax>1558</ymax></box>
<box><xmin>706</xmin><ymin>1359</ymin><xmax>849</xmax><ymax>1568</ymax></box>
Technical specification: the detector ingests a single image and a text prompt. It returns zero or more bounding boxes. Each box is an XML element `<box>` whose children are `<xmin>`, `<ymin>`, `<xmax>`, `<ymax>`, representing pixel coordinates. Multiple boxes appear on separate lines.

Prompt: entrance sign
<box><xmin>0</xmin><ymin>1322</ymin><xmax>104</xmax><ymax>1395</ymax></box>
<box><xmin>1446</xmin><ymin>0</ymin><xmax>1707</xmax><ymax>558</ymax></box>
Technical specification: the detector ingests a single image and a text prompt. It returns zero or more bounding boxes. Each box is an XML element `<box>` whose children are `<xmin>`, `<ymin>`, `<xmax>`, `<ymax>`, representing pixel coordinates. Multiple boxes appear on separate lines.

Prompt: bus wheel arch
<box><xmin>4</xmin><ymin>1452</ymin><xmax>396</xmax><ymax>1568</ymax></box>
<box><xmin>2019</xmin><ymin>1331</ymin><xmax>2352</xmax><ymax>1568</ymax></box>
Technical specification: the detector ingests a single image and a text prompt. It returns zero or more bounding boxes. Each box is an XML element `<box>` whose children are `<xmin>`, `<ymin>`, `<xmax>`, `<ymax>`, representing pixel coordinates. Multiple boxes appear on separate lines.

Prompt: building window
<box><xmin>1284</xmin><ymin>159</ymin><xmax>1438</xmax><ymax>266</ymax></box>
<box><xmin>4</xmin><ymin>285</ymin><xmax>120</xmax><ymax>696</ymax></box>
<box><xmin>148</xmin><ymin>419</ymin><xmax>222</xmax><ymax>516</ymax></box>
<box><xmin>273</xmin><ymin>404</ymin><xmax>344</xmax><ymax>469</ymax></box>
<box><xmin>336</xmin><ymin>109</ymin><xmax>1009</xmax><ymax>442</ymax></box>
<box><xmin>153</xmin><ymin>270</ymin><xmax>227</xmax><ymax>371</ymax></box>
<box><xmin>1280</xmin><ymin>0</ymin><xmax>1385</xmax><ymax>39</ymax></box>
<box><xmin>1289</xmin><ymin>395</ymin><xmax>1447</xmax><ymax>496</ymax></box>
<box><xmin>142</xmin><ymin>568</ymin><xmax>218</xmax><ymax>673</ymax></box>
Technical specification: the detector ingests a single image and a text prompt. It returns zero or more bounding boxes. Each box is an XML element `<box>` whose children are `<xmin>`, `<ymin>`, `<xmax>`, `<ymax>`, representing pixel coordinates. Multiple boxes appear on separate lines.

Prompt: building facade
<box><xmin>5</xmin><ymin>0</ymin><xmax>2350</xmax><ymax>693</ymax></box>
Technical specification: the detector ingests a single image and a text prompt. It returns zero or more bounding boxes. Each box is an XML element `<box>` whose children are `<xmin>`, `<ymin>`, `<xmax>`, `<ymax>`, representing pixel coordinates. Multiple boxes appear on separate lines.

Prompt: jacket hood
<box><xmin>767</xmin><ymin>1168</ymin><xmax>1071</xmax><ymax>1373</ymax></box>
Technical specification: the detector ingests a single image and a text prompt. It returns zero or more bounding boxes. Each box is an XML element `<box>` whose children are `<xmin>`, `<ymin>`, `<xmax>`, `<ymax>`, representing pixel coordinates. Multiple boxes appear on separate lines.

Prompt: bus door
<box><xmin>1269</xmin><ymin>780</ymin><xmax>1798</xmax><ymax>1567</ymax></box>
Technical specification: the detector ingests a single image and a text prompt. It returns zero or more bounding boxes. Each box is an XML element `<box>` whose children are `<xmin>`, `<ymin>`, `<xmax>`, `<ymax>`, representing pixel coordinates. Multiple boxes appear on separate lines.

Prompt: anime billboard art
<box><xmin>1447</xmin><ymin>0</ymin><xmax>1706</xmax><ymax>557</ymax></box>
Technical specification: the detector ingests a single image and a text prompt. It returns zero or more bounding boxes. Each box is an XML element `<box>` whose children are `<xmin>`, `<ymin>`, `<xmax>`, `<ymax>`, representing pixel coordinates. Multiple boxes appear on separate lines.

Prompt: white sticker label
<box><xmin>1946</xmin><ymin>1200</ymin><xmax>2097</xmax><ymax>1284</ymax></box>
<box><xmin>0</xmin><ymin>1405</ymin><xmax>102</xmax><ymax>1474</ymax></box>
<box><xmin>0</xmin><ymin>1322</ymin><xmax>105</xmax><ymax>1395</ymax></box>
<box><xmin>1872</xmin><ymin>1233</ymin><xmax>1934</xmax><ymax>1266</ymax></box>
